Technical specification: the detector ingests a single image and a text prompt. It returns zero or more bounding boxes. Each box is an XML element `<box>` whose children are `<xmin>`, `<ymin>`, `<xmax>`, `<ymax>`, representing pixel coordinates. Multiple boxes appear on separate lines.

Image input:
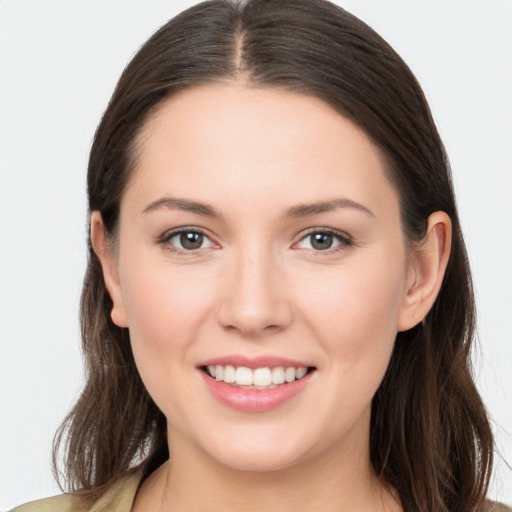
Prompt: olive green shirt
<box><xmin>10</xmin><ymin>472</ymin><xmax>141</xmax><ymax>512</ymax></box>
<box><xmin>10</xmin><ymin>473</ymin><xmax>512</xmax><ymax>512</ymax></box>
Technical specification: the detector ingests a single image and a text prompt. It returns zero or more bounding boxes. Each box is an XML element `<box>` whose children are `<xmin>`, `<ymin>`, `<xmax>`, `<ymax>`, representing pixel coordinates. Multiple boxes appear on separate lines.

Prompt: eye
<box><xmin>160</xmin><ymin>229</ymin><xmax>215</xmax><ymax>253</ymax></box>
<box><xmin>295</xmin><ymin>230</ymin><xmax>352</xmax><ymax>252</ymax></box>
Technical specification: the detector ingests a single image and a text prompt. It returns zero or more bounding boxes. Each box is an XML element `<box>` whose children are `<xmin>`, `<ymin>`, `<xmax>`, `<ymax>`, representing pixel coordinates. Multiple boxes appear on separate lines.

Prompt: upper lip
<box><xmin>197</xmin><ymin>355</ymin><xmax>315</xmax><ymax>369</ymax></box>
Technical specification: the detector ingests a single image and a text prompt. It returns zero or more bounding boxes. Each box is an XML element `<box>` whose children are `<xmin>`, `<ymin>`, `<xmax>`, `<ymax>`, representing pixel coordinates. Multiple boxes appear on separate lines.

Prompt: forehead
<box><xmin>124</xmin><ymin>83</ymin><xmax>398</xmax><ymax>218</ymax></box>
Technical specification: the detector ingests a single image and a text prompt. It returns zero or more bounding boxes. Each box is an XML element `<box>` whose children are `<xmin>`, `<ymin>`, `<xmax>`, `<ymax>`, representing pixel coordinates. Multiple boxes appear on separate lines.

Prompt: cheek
<box><xmin>292</xmin><ymin>259</ymin><xmax>405</xmax><ymax>430</ymax></box>
<box><xmin>119</xmin><ymin>261</ymin><xmax>219</xmax><ymax>429</ymax></box>
<box><xmin>295</xmin><ymin>252</ymin><xmax>406</xmax><ymax>370</ymax></box>
<box><xmin>118</xmin><ymin>256</ymin><xmax>215</xmax><ymax>380</ymax></box>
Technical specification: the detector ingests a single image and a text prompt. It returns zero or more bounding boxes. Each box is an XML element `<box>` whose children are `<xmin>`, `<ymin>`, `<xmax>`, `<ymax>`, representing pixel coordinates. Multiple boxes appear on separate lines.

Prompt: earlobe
<box><xmin>398</xmin><ymin>211</ymin><xmax>452</xmax><ymax>332</ymax></box>
<box><xmin>90</xmin><ymin>211</ymin><xmax>129</xmax><ymax>328</ymax></box>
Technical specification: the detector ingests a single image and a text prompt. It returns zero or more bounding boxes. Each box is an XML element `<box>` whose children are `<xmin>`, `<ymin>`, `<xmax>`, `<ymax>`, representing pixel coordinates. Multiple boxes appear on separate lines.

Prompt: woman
<box><xmin>10</xmin><ymin>0</ymin><xmax>509</xmax><ymax>511</ymax></box>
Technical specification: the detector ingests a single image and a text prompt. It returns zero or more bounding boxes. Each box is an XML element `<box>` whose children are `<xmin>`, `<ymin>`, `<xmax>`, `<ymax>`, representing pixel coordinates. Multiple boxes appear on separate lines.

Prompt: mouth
<box><xmin>200</xmin><ymin>364</ymin><xmax>316</xmax><ymax>390</ymax></box>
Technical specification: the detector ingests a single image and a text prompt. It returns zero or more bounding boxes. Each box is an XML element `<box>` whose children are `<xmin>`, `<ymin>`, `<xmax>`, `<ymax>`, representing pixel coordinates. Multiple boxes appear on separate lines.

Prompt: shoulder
<box><xmin>9</xmin><ymin>493</ymin><xmax>93</xmax><ymax>512</ymax></box>
<box><xmin>484</xmin><ymin>500</ymin><xmax>512</xmax><ymax>512</ymax></box>
<box><xmin>10</xmin><ymin>471</ymin><xmax>142</xmax><ymax>512</ymax></box>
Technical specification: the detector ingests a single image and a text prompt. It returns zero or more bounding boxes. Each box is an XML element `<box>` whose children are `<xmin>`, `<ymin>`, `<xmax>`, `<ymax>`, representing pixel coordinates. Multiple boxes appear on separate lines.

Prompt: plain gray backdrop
<box><xmin>1</xmin><ymin>1</ymin><xmax>511</xmax><ymax>509</ymax></box>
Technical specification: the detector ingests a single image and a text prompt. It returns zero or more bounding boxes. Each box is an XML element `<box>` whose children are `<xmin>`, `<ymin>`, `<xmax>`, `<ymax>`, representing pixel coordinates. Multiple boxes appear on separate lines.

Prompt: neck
<box><xmin>134</xmin><ymin>423</ymin><xmax>401</xmax><ymax>512</ymax></box>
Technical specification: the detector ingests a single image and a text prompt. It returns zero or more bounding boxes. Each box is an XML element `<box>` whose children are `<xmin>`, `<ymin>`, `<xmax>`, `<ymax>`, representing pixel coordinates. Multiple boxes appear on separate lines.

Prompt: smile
<box><xmin>198</xmin><ymin>358</ymin><xmax>316</xmax><ymax>412</ymax></box>
<box><xmin>204</xmin><ymin>365</ymin><xmax>311</xmax><ymax>389</ymax></box>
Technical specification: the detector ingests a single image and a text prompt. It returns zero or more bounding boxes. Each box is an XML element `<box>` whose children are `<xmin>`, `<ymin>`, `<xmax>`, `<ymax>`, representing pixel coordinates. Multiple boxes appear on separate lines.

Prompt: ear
<box><xmin>398</xmin><ymin>211</ymin><xmax>452</xmax><ymax>332</ymax></box>
<box><xmin>90</xmin><ymin>211</ymin><xmax>129</xmax><ymax>328</ymax></box>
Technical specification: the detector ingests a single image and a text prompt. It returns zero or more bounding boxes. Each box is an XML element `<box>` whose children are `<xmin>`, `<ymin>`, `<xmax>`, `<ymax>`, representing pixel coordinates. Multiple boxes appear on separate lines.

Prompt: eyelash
<box><xmin>158</xmin><ymin>227</ymin><xmax>214</xmax><ymax>255</ymax></box>
<box><xmin>157</xmin><ymin>227</ymin><xmax>354</xmax><ymax>255</ymax></box>
<box><xmin>294</xmin><ymin>228</ymin><xmax>354</xmax><ymax>255</ymax></box>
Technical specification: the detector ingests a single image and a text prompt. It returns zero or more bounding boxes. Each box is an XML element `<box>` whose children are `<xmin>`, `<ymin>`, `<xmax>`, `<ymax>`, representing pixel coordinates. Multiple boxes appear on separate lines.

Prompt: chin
<box><xmin>193</xmin><ymin>423</ymin><xmax>320</xmax><ymax>473</ymax></box>
<box><xmin>212</xmin><ymin>446</ymin><xmax>306</xmax><ymax>473</ymax></box>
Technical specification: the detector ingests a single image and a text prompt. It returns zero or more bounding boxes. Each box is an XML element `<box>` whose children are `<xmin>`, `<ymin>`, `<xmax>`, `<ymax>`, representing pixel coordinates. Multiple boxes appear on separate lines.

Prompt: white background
<box><xmin>0</xmin><ymin>0</ymin><xmax>510</xmax><ymax>509</ymax></box>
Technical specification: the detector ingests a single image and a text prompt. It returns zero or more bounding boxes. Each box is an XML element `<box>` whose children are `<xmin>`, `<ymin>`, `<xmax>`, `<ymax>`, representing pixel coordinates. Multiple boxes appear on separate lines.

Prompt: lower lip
<box><xmin>200</xmin><ymin>370</ymin><xmax>314</xmax><ymax>413</ymax></box>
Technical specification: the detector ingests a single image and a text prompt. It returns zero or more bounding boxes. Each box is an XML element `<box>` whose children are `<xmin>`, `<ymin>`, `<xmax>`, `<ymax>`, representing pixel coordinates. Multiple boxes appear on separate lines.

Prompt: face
<box><xmin>100</xmin><ymin>84</ymin><xmax>419</xmax><ymax>473</ymax></box>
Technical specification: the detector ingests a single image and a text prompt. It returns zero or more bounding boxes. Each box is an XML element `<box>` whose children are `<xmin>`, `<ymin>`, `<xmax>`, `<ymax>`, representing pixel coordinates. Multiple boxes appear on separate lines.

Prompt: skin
<box><xmin>92</xmin><ymin>83</ymin><xmax>451</xmax><ymax>512</ymax></box>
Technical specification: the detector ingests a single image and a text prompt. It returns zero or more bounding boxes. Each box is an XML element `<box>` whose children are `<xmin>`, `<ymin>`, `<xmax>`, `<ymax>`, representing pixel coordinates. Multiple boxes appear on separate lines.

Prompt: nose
<box><xmin>216</xmin><ymin>247</ymin><xmax>293</xmax><ymax>338</ymax></box>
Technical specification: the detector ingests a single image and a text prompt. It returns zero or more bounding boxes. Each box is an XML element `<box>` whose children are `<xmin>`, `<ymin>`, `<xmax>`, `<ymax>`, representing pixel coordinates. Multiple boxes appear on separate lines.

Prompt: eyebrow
<box><xmin>285</xmin><ymin>198</ymin><xmax>374</xmax><ymax>218</ymax></box>
<box><xmin>142</xmin><ymin>197</ymin><xmax>223</xmax><ymax>218</ymax></box>
<box><xmin>142</xmin><ymin>196</ymin><xmax>374</xmax><ymax>219</ymax></box>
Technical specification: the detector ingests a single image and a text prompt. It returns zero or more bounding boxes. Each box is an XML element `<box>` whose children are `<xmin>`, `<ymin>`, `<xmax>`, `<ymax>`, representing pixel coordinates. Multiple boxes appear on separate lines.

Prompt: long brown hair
<box><xmin>53</xmin><ymin>1</ymin><xmax>494</xmax><ymax>510</ymax></box>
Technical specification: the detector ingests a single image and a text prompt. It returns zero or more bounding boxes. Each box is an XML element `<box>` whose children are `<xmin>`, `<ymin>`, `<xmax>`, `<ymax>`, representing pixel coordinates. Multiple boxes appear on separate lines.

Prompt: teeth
<box><xmin>296</xmin><ymin>367</ymin><xmax>307</xmax><ymax>379</ymax></box>
<box><xmin>253</xmin><ymin>367</ymin><xmax>272</xmax><ymax>387</ymax></box>
<box><xmin>272</xmin><ymin>367</ymin><xmax>285</xmax><ymax>384</ymax></box>
<box><xmin>223</xmin><ymin>365</ymin><xmax>236</xmax><ymax>383</ymax></box>
<box><xmin>205</xmin><ymin>365</ymin><xmax>310</xmax><ymax>388</ymax></box>
<box><xmin>285</xmin><ymin>367</ymin><xmax>296</xmax><ymax>383</ymax></box>
<box><xmin>235</xmin><ymin>366</ymin><xmax>253</xmax><ymax>386</ymax></box>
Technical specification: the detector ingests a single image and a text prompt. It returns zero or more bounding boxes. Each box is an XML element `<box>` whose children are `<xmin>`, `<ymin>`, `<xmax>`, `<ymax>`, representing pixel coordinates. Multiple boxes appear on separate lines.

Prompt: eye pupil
<box><xmin>180</xmin><ymin>232</ymin><xmax>203</xmax><ymax>250</ymax></box>
<box><xmin>311</xmin><ymin>233</ymin><xmax>333</xmax><ymax>250</ymax></box>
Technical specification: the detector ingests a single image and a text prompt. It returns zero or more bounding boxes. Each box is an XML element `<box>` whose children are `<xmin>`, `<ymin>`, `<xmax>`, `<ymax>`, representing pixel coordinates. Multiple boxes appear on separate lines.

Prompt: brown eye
<box><xmin>295</xmin><ymin>230</ymin><xmax>352</xmax><ymax>253</ymax></box>
<box><xmin>310</xmin><ymin>233</ymin><xmax>334</xmax><ymax>250</ymax></box>
<box><xmin>162</xmin><ymin>229</ymin><xmax>214</xmax><ymax>252</ymax></box>
<box><xmin>180</xmin><ymin>232</ymin><xmax>204</xmax><ymax>250</ymax></box>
